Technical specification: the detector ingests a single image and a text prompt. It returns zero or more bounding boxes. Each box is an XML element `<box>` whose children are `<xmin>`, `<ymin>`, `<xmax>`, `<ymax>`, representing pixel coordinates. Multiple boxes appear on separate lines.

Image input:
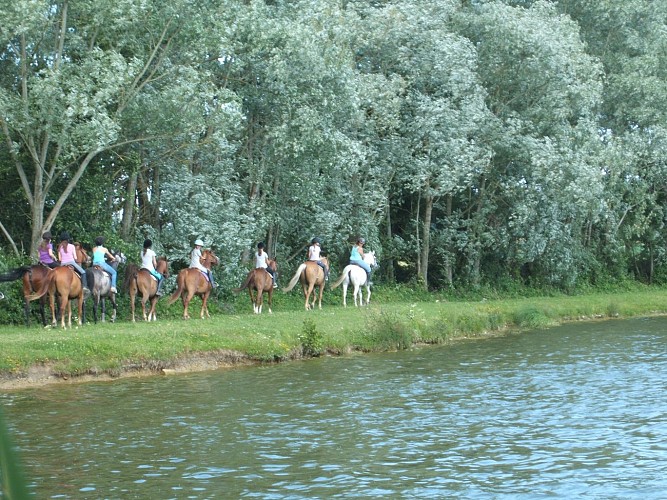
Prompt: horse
<box><xmin>330</xmin><ymin>251</ymin><xmax>378</xmax><ymax>307</ymax></box>
<box><xmin>233</xmin><ymin>259</ymin><xmax>277</xmax><ymax>314</ymax></box>
<box><xmin>87</xmin><ymin>258</ymin><xmax>119</xmax><ymax>323</ymax></box>
<box><xmin>74</xmin><ymin>242</ymin><xmax>91</xmax><ymax>267</ymax></box>
<box><xmin>28</xmin><ymin>265</ymin><xmax>86</xmax><ymax>328</ymax></box>
<box><xmin>282</xmin><ymin>257</ymin><xmax>329</xmax><ymax>310</ymax></box>
<box><xmin>124</xmin><ymin>257</ymin><xmax>169</xmax><ymax>322</ymax></box>
<box><xmin>168</xmin><ymin>250</ymin><xmax>219</xmax><ymax>319</ymax></box>
<box><xmin>0</xmin><ymin>265</ymin><xmax>52</xmax><ymax>326</ymax></box>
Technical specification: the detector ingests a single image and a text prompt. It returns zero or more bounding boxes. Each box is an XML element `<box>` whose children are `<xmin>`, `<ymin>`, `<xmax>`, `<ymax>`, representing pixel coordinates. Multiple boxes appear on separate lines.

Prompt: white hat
<box><xmin>194</xmin><ymin>239</ymin><xmax>204</xmax><ymax>246</ymax></box>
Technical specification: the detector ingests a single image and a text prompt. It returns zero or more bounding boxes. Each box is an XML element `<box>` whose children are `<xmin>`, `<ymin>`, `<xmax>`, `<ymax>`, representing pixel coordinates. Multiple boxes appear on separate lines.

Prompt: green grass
<box><xmin>2</xmin><ymin>286</ymin><xmax>667</xmax><ymax>383</ymax></box>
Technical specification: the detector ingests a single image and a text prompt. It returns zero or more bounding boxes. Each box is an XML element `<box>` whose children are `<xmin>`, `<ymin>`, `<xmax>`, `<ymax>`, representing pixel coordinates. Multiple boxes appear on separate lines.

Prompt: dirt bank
<box><xmin>0</xmin><ymin>350</ymin><xmax>262</xmax><ymax>391</ymax></box>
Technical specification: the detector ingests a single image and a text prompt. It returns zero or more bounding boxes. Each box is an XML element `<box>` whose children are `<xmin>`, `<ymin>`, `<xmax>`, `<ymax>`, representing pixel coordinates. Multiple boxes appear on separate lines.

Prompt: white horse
<box><xmin>330</xmin><ymin>251</ymin><xmax>378</xmax><ymax>307</ymax></box>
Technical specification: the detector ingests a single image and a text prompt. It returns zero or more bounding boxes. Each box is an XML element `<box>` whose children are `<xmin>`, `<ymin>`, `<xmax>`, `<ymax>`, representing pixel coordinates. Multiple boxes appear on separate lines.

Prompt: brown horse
<box><xmin>282</xmin><ymin>257</ymin><xmax>329</xmax><ymax>310</ymax></box>
<box><xmin>29</xmin><ymin>265</ymin><xmax>86</xmax><ymax>328</ymax></box>
<box><xmin>74</xmin><ymin>242</ymin><xmax>90</xmax><ymax>267</ymax></box>
<box><xmin>0</xmin><ymin>265</ymin><xmax>52</xmax><ymax>326</ymax></box>
<box><xmin>168</xmin><ymin>250</ymin><xmax>219</xmax><ymax>319</ymax></box>
<box><xmin>124</xmin><ymin>257</ymin><xmax>169</xmax><ymax>322</ymax></box>
<box><xmin>233</xmin><ymin>259</ymin><xmax>277</xmax><ymax>314</ymax></box>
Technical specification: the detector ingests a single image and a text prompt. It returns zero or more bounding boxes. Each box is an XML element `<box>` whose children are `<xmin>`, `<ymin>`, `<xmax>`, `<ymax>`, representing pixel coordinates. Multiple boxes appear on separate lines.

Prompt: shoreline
<box><xmin>2</xmin><ymin>289</ymin><xmax>667</xmax><ymax>391</ymax></box>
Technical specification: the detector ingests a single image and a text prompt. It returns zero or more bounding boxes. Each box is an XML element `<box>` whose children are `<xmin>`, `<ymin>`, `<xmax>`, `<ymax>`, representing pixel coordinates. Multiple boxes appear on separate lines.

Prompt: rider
<box><xmin>38</xmin><ymin>231</ymin><xmax>59</xmax><ymax>268</ymax></box>
<box><xmin>58</xmin><ymin>232</ymin><xmax>91</xmax><ymax>295</ymax></box>
<box><xmin>255</xmin><ymin>242</ymin><xmax>277</xmax><ymax>288</ymax></box>
<box><xmin>307</xmin><ymin>237</ymin><xmax>329</xmax><ymax>281</ymax></box>
<box><xmin>349</xmin><ymin>237</ymin><xmax>372</xmax><ymax>286</ymax></box>
<box><xmin>92</xmin><ymin>236</ymin><xmax>119</xmax><ymax>293</ymax></box>
<box><xmin>141</xmin><ymin>239</ymin><xmax>164</xmax><ymax>296</ymax></box>
<box><xmin>190</xmin><ymin>238</ymin><xmax>217</xmax><ymax>288</ymax></box>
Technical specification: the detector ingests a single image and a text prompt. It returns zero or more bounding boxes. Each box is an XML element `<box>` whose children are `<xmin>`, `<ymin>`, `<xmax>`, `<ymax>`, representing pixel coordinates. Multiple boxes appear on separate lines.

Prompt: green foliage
<box><xmin>1</xmin><ymin>0</ymin><xmax>667</xmax><ymax>295</ymax></box>
<box><xmin>512</xmin><ymin>306</ymin><xmax>555</xmax><ymax>329</ymax></box>
<box><xmin>364</xmin><ymin>310</ymin><xmax>414</xmax><ymax>351</ymax></box>
<box><xmin>299</xmin><ymin>319</ymin><xmax>324</xmax><ymax>357</ymax></box>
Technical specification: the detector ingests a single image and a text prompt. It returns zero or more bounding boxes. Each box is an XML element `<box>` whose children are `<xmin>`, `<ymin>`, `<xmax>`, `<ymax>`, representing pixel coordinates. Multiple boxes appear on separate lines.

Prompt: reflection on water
<box><xmin>3</xmin><ymin>317</ymin><xmax>667</xmax><ymax>498</ymax></box>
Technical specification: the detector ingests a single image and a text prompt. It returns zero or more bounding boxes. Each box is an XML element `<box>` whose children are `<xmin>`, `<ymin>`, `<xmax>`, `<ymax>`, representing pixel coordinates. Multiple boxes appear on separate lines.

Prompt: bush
<box><xmin>299</xmin><ymin>318</ymin><xmax>324</xmax><ymax>357</ymax></box>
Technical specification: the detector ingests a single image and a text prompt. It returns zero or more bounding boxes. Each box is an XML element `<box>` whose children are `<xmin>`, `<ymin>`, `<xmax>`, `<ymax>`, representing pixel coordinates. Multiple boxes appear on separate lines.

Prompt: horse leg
<box><xmin>201</xmin><ymin>290</ymin><xmax>211</xmax><ymax>319</ymax></box>
<box><xmin>354</xmin><ymin>284</ymin><xmax>361</xmax><ymax>307</ymax></box>
<box><xmin>148</xmin><ymin>297</ymin><xmax>157</xmax><ymax>321</ymax></box>
<box><xmin>248</xmin><ymin>287</ymin><xmax>257</xmax><ymax>314</ymax></box>
<box><xmin>267</xmin><ymin>287</ymin><xmax>273</xmax><ymax>314</ymax></box>
<box><xmin>317</xmin><ymin>283</ymin><xmax>324</xmax><ymax>309</ymax></box>
<box><xmin>77</xmin><ymin>295</ymin><xmax>83</xmax><ymax>326</ymax></box>
<box><xmin>111</xmin><ymin>295</ymin><xmax>117</xmax><ymax>322</ymax></box>
<box><xmin>101</xmin><ymin>297</ymin><xmax>106</xmax><ymax>323</ymax></box>
<box><xmin>365</xmin><ymin>284</ymin><xmax>371</xmax><ymax>305</ymax></box>
<box><xmin>182</xmin><ymin>290</ymin><xmax>194</xmax><ymax>319</ymax></box>
<box><xmin>304</xmin><ymin>282</ymin><xmax>314</xmax><ymax>311</ymax></box>
<box><xmin>49</xmin><ymin>291</ymin><xmax>57</xmax><ymax>327</ymax></box>
<box><xmin>257</xmin><ymin>288</ymin><xmax>264</xmax><ymax>314</ymax></box>
<box><xmin>23</xmin><ymin>297</ymin><xmax>31</xmax><ymax>327</ymax></box>
<box><xmin>342</xmin><ymin>283</ymin><xmax>348</xmax><ymax>307</ymax></box>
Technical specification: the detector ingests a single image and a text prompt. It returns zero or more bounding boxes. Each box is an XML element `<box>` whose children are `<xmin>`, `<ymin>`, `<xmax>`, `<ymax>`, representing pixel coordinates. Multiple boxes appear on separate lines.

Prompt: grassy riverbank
<box><xmin>2</xmin><ymin>285</ymin><xmax>667</xmax><ymax>388</ymax></box>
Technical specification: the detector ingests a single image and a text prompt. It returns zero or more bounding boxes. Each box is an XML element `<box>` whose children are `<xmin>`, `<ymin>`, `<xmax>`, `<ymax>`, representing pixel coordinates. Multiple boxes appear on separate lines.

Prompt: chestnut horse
<box><xmin>124</xmin><ymin>257</ymin><xmax>169</xmax><ymax>322</ymax></box>
<box><xmin>0</xmin><ymin>265</ymin><xmax>51</xmax><ymax>326</ymax></box>
<box><xmin>168</xmin><ymin>250</ymin><xmax>219</xmax><ymax>319</ymax></box>
<box><xmin>282</xmin><ymin>257</ymin><xmax>329</xmax><ymax>310</ymax></box>
<box><xmin>233</xmin><ymin>259</ymin><xmax>277</xmax><ymax>314</ymax></box>
<box><xmin>29</xmin><ymin>265</ymin><xmax>86</xmax><ymax>328</ymax></box>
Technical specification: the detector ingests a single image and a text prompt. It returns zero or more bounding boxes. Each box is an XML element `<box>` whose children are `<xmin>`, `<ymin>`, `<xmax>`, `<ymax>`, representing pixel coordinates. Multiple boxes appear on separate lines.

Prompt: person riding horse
<box><xmin>141</xmin><ymin>239</ymin><xmax>165</xmax><ymax>296</ymax></box>
<box><xmin>92</xmin><ymin>236</ymin><xmax>119</xmax><ymax>293</ymax></box>
<box><xmin>58</xmin><ymin>231</ymin><xmax>91</xmax><ymax>295</ymax></box>
<box><xmin>37</xmin><ymin>231</ymin><xmax>59</xmax><ymax>268</ymax></box>
<box><xmin>349</xmin><ymin>237</ymin><xmax>372</xmax><ymax>285</ymax></box>
<box><xmin>308</xmin><ymin>237</ymin><xmax>329</xmax><ymax>281</ymax></box>
<box><xmin>190</xmin><ymin>239</ymin><xmax>217</xmax><ymax>288</ymax></box>
<box><xmin>256</xmin><ymin>242</ymin><xmax>277</xmax><ymax>288</ymax></box>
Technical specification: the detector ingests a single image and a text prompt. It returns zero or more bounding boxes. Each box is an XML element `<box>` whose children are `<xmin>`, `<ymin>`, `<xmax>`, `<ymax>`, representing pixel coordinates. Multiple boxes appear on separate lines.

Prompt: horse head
<box><xmin>74</xmin><ymin>242</ymin><xmax>91</xmax><ymax>267</ymax></box>
<box><xmin>202</xmin><ymin>250</ymin><xmax>219</xmax><ymax>268</ymax></box>
<box><xmin>364</xmin><ymin>251</ymin><xmax>378</xmax><ymax>269</ymax></box>
<box><xmin>156</xmin><ymin>256</ymin><xmax>169</xmax><ymax>278</ymax></box>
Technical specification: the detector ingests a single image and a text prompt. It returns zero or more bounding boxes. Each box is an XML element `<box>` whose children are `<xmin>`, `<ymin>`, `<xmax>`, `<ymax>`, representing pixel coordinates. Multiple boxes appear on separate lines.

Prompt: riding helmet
<box><xmin>311</xmin><ymin>237</ymin><xmax>321</xmax><ymax>245</ymax></box>
<box><xmin>144</xmin><ymin>239</ymin><xmax>152</xmax><ymax>248</ymax></box>
<box><xmin>95</xmin><ymin>236</ymin><xmax>105</xmax><ymax>246</ymax></box>
<box><xmin>60</xmin><ymin>231</ymin><xmax>71</xmax><ymax>241</ymax></box>
<box><xmin>194</xmin><ymin>239</ymin><xmax>204</xmax><ymax>247</ymax></box>
<box><xmin>358</xmin><ymin>237</ymin><xmax>366</xmax><ymax>244</ymax></box>
<box><xmin>42</xmin><ymin>231</ymin><xmax>52</xmax><ymax>240</ymax></box>
<box><xmin>257</xmin><ymin>241</ymin><xmax>265</xmax><ymax>249</ymax></box>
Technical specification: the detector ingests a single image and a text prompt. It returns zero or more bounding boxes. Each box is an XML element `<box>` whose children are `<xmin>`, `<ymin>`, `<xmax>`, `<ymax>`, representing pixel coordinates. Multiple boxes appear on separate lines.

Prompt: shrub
<box><xmin>299</xmin><ymin>318</ymin><xmax>324</xmax><ymax>357</ymax></box>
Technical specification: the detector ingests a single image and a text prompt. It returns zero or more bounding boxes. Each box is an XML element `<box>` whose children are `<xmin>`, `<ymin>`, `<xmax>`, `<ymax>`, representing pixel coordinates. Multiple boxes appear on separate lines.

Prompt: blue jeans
<box><xmin>64</xmin><ymin>261</ymin><xmax>87</xmax><ymax>286</ymax></box>
<box><xmin>350</xmin><ymin>259</ymin><xmax>371</xmax><ymax>274</ymax></box>
<box><xmin>97</xmin><ymin>261</ymin><xmax>117</xmax><ymax>288</ymax></box>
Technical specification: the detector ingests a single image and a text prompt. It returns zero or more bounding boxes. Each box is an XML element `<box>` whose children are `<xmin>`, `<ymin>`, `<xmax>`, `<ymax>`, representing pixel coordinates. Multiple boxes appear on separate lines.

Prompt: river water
<box><xmin>2</xmin><ymin>317</ymin><xmax>667</xmax><ymax>498</ymax></box>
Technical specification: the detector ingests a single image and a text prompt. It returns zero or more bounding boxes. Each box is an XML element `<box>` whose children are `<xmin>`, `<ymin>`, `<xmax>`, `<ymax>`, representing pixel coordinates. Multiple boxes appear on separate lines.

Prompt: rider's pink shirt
<box><xmin>59</xmin><ymin>244</ymin><xmax>76</xmax><ymax>264</ymax></box>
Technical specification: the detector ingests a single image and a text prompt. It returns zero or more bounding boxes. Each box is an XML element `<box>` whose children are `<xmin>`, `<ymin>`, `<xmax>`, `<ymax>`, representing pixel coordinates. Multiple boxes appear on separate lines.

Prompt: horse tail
<box><xmin>167</xmin><ymin>271</ymin><xmax>185</xmax><ymax>305</ymax></box>
<box><xmin>122</xmin><ymin>263</ymin><xmax>139</xmax><ymax>291</ymax></box>
<box><xmin>282</xmin><ymin>263</ymin><xmax>306</xmax><ymax>292</ymax></box>
<box><xmin>233</xmin><ymin>271</ymin><xmax>254</xmax><ymax>293</ymax></box>
<box><xmin>27</xmin><ymin>270</ymin><xmax>56</xmax><ymax>301</ymax></box>
<box><xmin>330</xmin><ymin>265</ymin><xmax>354</xmax><ymax>290</ymax></box>
<box><xmin>0</xmin><ymin>266</ymin><xmax>31</xmax><ymax>283</ymax></box>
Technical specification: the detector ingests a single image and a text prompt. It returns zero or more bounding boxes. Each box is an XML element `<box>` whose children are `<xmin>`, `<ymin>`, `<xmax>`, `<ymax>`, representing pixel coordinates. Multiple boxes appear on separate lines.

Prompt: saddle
<box><xmin>66</xmin><ymin>264</ymin><xmax>84</xmax><ymax>278</ymax></box>
<box><xmin>92</xmin><ymin>264</ymin><xmax>112</xmax><ymax>279</ymax></box>
<box><xmin>198</xmin><ymin>269</ymin><xmax>211</xmax><ymax>282</ymax></box>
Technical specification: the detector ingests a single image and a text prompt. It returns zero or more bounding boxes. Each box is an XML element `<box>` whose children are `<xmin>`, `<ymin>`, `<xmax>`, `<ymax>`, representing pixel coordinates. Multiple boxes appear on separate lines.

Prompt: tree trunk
<box><xmin>120</xmin><ymin>171</ymin><xmax>138</xmax><ymax>241</ymax></box>
<box><xmin>385</xmin><ymin>195</ymin><xmax>395</xmax><ymax>283</ymax></box>
<box><xmin>420</xmin><ymin>192</ymin><xmax>433</xmax><ymax>291</ymax></box>
<box><xmin>444</xmin><ymin>193</ymin><xmax>453</xmax><ymax>286</ymax></box>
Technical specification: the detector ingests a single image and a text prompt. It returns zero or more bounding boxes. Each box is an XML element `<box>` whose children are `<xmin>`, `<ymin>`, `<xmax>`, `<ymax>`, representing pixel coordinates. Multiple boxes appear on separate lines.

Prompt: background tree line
<box><xmin>1</xmin><ymin>0</ymin><xmax>666</xmax><ymax>292</ymax></box>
